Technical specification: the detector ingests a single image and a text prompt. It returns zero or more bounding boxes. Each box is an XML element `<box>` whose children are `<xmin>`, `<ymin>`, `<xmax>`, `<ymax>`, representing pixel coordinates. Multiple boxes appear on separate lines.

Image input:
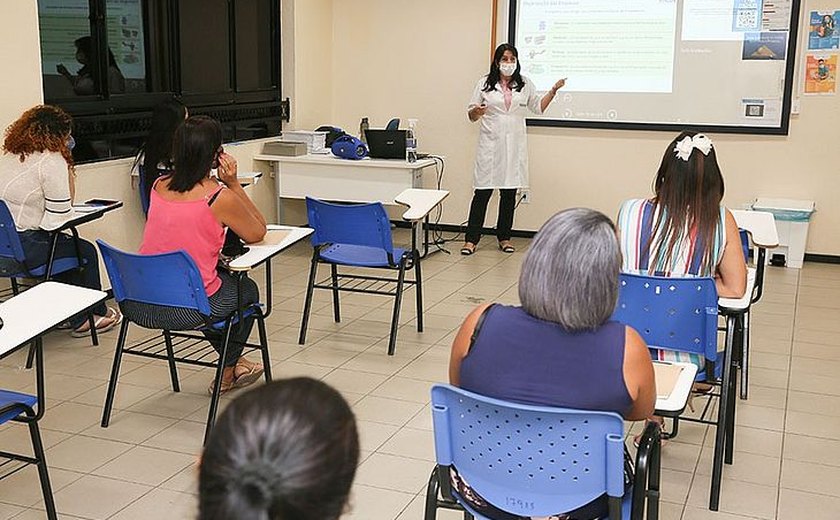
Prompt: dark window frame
<box><xmin>40</xmin><ymin>0</ymin><xmax>287</xmax><ymax>164</ymax></box>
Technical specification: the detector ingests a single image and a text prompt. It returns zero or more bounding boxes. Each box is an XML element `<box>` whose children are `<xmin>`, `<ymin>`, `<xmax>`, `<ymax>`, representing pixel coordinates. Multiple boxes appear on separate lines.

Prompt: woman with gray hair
<box><xmin>448</xmin><ymin>208</ymin><xmax>656</xmax><ymax>520</ymax></box>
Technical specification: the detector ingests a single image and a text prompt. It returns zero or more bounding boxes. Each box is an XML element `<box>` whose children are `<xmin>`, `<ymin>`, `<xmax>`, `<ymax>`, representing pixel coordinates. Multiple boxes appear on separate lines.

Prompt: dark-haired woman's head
<box><xmin>519</xmin><ymin>208</ymin><xmax>620</xmax><ymax>332</ymax></box>
<box><xmin>652</xmin><ymin>131</ymin><xmax>725</xmax><ymax>269</ymax></box>
<box><xmin>170</xmin><ymin>115</ymin><xmax>222</xmax><ymax>192</ymax></box>
<box><xmin>138</xmin><ymin>99</ymin><xmax>188</xmax><ymax>198</ymax></box>
<box><xmin>199</xmin><ymin>377</ymin><xmax>359</xmax><ymax>520</ymax></box>
<box><xmin>3</xmin><ymin>105</ymin><xmax>74</xmax><ymax>168</ymax></box>
<box><xmin>484</xmin><ymin>43</ymin><xmax>524</xmax><ymax>92</ymax></box>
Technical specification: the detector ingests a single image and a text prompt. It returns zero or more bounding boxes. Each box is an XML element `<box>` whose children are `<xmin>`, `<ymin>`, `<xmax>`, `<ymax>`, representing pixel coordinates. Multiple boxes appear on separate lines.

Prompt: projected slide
<box><xmin>511</xmin><ymin>0</ymin><xmax>798</xmax><ymax>133</ymax></box>
<box><xmin>518</xmin><ymin>0</ymin><xmax>677</xmax><ymax>93</ymax></box>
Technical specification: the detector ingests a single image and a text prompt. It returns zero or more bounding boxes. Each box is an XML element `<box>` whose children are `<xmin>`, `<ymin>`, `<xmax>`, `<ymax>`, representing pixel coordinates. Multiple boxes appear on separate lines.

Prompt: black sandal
<box><xmin>461</xmin><ymin>243</ymin><xmax>476</xmax><ymax>255</ymax></box>
<box><xmin>498</xmin><ymin>241</ymin><xmax>515</xmax><ymax>253</ymax></box>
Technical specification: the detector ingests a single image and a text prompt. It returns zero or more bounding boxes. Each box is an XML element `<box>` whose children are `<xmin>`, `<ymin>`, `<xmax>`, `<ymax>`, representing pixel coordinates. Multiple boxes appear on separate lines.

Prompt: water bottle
<box><xmin>406</xmin><ymin>118</ymin><xmax>418</xmax><ymax>163</ymax></box>
<box><xmin>359</xmin><ymin>117</ymin><xmax>370</xmax><ymax>144</ymax></box>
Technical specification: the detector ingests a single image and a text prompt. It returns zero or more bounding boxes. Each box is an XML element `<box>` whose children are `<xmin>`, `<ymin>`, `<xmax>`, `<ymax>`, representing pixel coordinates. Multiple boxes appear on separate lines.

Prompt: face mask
<box><xmin>66</xmin><ymin>135</ymin><xmax>76</xmax><ymax>151</ymax></box>
<box><xmin>499</xmin><ymin>63</ymin><xmax>517</xmax><ymax>76</ymax></box>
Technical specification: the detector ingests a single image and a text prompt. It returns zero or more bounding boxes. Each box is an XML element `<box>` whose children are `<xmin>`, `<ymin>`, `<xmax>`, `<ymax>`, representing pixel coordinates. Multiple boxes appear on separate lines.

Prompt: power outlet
<box><xmin>520</xmin><ymin>190</ymin><xmax>530</xmax><ymax>204</ymax></box>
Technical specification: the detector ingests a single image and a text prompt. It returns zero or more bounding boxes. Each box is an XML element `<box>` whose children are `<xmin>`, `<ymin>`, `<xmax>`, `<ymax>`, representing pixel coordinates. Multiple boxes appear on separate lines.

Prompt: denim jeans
<box><xmin>18</xmin><ymin>230</ymin><xmax>107</xmax><ymax>327</ymax></box>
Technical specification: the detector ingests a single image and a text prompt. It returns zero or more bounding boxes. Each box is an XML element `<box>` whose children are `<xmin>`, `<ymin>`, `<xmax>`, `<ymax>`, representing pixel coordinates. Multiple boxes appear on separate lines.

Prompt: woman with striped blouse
<box><xmin>617</xmin><ymin>131</ymin><xmax>747</xmax><ymax>369</ymax></box>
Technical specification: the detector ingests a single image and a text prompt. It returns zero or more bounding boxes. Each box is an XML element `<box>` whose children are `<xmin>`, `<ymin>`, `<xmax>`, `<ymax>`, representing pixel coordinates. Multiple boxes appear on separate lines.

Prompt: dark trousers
<box><xmin>465</xmin><ymin>188</ymin><xmax>517</xmax><ymax>245</ymax></box>
<box><xmin>18</xmin><ymin>230</ymin><xmax>107</xmax><ymax>327</ymax></box>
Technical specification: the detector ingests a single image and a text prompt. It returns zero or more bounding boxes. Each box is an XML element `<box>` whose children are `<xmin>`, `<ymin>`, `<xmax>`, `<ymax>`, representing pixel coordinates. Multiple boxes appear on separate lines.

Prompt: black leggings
<box><xmin>465</xmin><ymin>189</ymin><xmax>517</xmax><ymax>245</ymax></box>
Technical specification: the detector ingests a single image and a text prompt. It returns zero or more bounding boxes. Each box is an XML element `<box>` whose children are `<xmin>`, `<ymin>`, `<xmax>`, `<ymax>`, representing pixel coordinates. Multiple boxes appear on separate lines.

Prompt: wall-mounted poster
<box><xmin>808</xmin><ymin>10</ymin><xmax>840</xmax><ymax>50</ymax></box>
<box><xmin>804</xmin><ymin>53</ymin><xmax>837</xmax><ymax>94</ymax></box>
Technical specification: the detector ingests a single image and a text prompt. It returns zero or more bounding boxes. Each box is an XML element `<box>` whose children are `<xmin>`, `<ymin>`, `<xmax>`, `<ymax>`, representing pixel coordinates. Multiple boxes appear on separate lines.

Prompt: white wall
<box><xmin>0</xmin><ymin>1</ymin><xmax>43</xmax><ymax>131</ymax></box>
<box><xmin>2</xmin><ymin>0</ymin><xmax>838</xmax><ymax>256</ymax></box>
<box><xmin>318</xmin><ymin>0</ymin><xmax>840</xmax><ymax>255</ymax></box>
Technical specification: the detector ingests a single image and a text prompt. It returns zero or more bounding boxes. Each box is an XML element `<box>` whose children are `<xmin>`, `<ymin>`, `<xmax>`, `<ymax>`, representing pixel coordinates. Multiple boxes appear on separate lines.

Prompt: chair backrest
<box><xmin>0</xmin><ymin>201</ymin><xmax>27</xmax><ymax>264</ymax></box>
<box><xmin>96</xmin><ymin>240</ymin><xmax>211</xmax><ymax>316</ymax></box>
<box><xmin>613</xmin><ymin>273</ymin><xmax>718</xmax><ymax>361</ymax></box>
<box><xmin>431</xmin><ymin>384</ymin><xmax>626</xmax><ymax>518</ymax></box>
<box><xmin>138</xmin><ymin>164</ymin><xmax>151</xmax><ymax>216</ymax></box>
<box><xmin>739</xmin><ymin>229</ymin><xmax>750</xmax><ymax>262</ymax></box>
<box><xmin>305</xmin><ymin>197</ymin><xmax>393</xmax><ymax>253</ymax></box>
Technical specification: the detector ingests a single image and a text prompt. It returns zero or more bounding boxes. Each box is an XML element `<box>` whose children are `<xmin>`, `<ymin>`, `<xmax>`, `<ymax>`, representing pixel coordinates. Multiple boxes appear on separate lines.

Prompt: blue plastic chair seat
<box><xmin>319</xmin><ymin>243</ymin><xmax>406</xmax><ymax>267</ymax></box>
<box><xmin>26</xmin><ymin>257</ymin><xmax>83</xmax><ymax>278</ymax></box>
<box><xmin>205</xmin><ymin>304</ymin><xmax>262</xmax><ymax>331</ymax></box>
<box><xmin>0</xmin><ymin>389</ymin><xmax>37</xmax><ymax>424</ymax></box>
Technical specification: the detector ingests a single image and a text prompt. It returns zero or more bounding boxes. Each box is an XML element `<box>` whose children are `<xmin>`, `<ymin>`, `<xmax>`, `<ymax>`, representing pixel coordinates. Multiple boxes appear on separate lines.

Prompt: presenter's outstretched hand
<box><xmin>551</xmin><ymin>78</ymin><xmax>566</xmax><ymax>92</ymax></box>
<box><xmin>469</xmin><ymin>103</ymin><xmax>488</xmax><ymax>121</ymax></box>
<box><xmin>217</xmin><ymin>152</ymin><xmax>240</xmax><ymax>188</ymax></box>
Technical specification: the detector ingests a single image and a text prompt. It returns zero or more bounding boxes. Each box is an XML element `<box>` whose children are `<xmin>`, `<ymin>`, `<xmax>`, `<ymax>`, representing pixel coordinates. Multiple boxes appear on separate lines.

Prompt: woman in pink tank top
<box><xmin>140</xmin><ymin>116</ymin><xmax>267</xmax><ymax>395</ymax></box>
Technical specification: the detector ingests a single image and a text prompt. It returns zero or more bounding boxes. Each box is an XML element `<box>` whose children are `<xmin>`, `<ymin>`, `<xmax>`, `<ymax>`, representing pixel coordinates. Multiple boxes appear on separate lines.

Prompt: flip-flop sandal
<box><xmin>460</xmin><ymin>243</ymin><xmax>476</xmax><ymax>255</ymax></box>
<box><xmin>70</xmin><ymin>307</ymin><xmax>122</xmax><ymax>338</ymax></box>
<box><xmin>499</xmin><ymin>242</ymin><xmax>515</xmax><ymax>253</ymax></box>
<box><xmin>232</xmin><ymin>363</ymin><xmax>264</xmax><ymax>389</ymax></box>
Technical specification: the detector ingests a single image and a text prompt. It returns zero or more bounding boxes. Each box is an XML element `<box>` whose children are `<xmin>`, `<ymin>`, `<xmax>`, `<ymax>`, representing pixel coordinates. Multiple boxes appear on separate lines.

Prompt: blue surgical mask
<box><xmin>66</xmin><ymin>135</ymin><xmax>76</xmax><ymax>151</ymax></box>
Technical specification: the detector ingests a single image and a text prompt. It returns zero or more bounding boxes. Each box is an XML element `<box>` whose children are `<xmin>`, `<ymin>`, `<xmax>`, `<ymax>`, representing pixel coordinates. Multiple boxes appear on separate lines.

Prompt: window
<box><xmin>37</xmin><ymin>0</ymin><xmax>286</xmax><ymax>164</ymax></box>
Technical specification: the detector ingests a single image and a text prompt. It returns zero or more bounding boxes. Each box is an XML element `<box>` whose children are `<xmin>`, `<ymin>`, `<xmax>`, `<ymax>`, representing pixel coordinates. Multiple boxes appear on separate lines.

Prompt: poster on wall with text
<box><xmin>804</xmin><ymin>53</ymin><xmax>837</xmax><ymax>94</ymax></box>
<box><xmin>808</xmin><ymin>10</ymin><xmax>840</xmax><ymax>50</ymax></box>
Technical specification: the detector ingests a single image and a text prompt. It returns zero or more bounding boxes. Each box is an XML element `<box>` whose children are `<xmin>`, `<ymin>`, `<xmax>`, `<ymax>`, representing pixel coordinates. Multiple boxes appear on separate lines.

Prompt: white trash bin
<box><xmin>751</xmin><ymin>198</ymin><xmax>816</xmax><ymax>269</ymax></box>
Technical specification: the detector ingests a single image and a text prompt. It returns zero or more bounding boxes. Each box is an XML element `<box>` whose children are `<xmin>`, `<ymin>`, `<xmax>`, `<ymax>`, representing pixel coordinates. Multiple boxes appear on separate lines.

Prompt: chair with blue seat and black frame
<box><xmin>424</xmin><ymin>384</ymin><xmax>662</xmax><ymax>520</ymax></box>
<box><xmin>298</xmin><ymin>197</ymin><xmax>422</xmax><ymax>355</ymax></box>
<box><xmin>612</xmin><ymin>273</ymin><xmax>737</xmax><ymax>511</ymax></box>
<box><xmin>0</xmin><ymin>200</ymin><xmax>99</xmax><ymax>367</ymax></box>
<box><xmin>96</xmin><ymin>240</ymin><xmax>272</xmax><ymax>444</ymax></box>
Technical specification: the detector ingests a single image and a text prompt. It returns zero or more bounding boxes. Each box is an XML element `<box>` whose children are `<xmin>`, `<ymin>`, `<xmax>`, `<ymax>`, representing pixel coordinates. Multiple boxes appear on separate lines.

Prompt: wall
<box><xmin>0</xmin><ymin>1</ymin><xmax>42</xmax><ymax>131</ymax></box>
<box><xmin>322</xmin><ymin>0</ymin><xmax>840</xmax><ymax>255</ymax></box>
<box><xmin>3</xmin><ymin>0</ymin><xmax>838</xmax><ymax>256</ymax></box>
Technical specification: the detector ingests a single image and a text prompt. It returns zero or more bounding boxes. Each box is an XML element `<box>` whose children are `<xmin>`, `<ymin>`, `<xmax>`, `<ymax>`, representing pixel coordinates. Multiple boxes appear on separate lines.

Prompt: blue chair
<box><xmin>0</xmin><ymin>200</ymin><xmax>98</xmax><ymax>366</ymax></box>
<box><xmin>298</xmin><ymin>197</ymin><xmax>422</xmax><ymax>355</ymax></box>
<box><xmin>96</xmin><ymin>241</ymin><xmax>271</xmax><ymax>444</ymax></box>
<box><xmin>424</xmin><ymin>384</ymin><xmax>661</xmax><ymax>520</ymax></box>
<box><xmin>612</xmin><ymin>273</ymin><xmax>736</xmax><ymax>511</ymax></box>
<box><xmin>0</xmin><ymin>388</ymin><xmax>56</xmax><ymax>519</ymax></box>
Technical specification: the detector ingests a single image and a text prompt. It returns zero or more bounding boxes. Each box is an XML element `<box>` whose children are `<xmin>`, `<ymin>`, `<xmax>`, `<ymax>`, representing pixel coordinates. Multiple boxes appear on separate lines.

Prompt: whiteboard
<box><xmin>509</xmin><ymin>0</ymin><xmax>801</xmax><ymax>135</ymax></box>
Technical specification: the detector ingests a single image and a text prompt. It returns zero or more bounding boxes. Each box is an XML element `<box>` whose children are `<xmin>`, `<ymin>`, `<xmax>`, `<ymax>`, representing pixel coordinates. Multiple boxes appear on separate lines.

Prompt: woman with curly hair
<box><xmin>0</xmin><ymin>105</ymin><xmax>121</xmax><ymax>335</ymax></box>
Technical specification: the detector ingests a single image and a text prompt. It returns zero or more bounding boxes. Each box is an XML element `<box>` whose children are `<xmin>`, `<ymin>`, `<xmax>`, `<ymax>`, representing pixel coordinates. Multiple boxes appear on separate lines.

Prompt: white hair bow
<box><xmin>673</xmin><ymin>134</ymin><xmax>713</xmax><ymax>162</ymax></box>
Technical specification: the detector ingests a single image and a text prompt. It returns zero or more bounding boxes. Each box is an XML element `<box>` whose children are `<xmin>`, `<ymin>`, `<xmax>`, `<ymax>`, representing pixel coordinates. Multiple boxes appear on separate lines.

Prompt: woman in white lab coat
<box><xmin>462</xmin><ymin>43</ymin><xmax>565</xmax><ymax>255</ymax></box>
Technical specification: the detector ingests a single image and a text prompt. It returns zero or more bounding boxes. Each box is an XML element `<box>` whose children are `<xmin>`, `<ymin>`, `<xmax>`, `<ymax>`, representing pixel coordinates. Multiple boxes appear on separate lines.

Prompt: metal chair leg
<box><xmin>256</xmin><ymin>309</ymin><xmax>272</xmax><ymax>382</ymax></box>
<box><xmin>101</xmin><ymin>319</ymin><xmax>130</xmax><ymax>427</ymax></box>
<box><xmin>205</xmin><ymin>321</ymin><xmax>234</xmax><ymax>445</ymax></box>
<box><xmin>331</xmin><ymin>264</ymin><xmax>341</xmax><ymax>322</ymax></box>
<box><xmin>163</xmin><ymin>331</ymin><xmax>180</xmax><ymax>392</ymax></box>
<box><xmin>29</xmin><ymin>419</ymin><xmax>57</xmax><ymax>520</ymax></box>
<box><xmin>424</xmin><ymin>468</ymin><xmax>440</xmax><ymax>520</ymax></box>
<box><xmin>710</xmin><ymin>316</ymin><xmax>736</xmax><ymax>511</ymax></box>
<box><xmin>88</xmin><ymin>312</ymin><xmax>99</xmax><ymax>346</ymax></box>
<box><xmin>414</xmin><ymin>252</ymin><xmax>424</xmax><ymax>333</ymax></box>
<box><xmin>740</xmin><ymin>311</ymin><xmax>750</xmax><ymax>400</ymax></box>
<box><xmin>298</xmin><ymin>256</ymin><xmax>319</xmax><ymax>345</ymax></box>
<box><xmin>25</xmin><ymin>341</ymin><xmax>35</xmax><ymax>369</ymax></box>
<box><xmin>388</xmin><ymin>261</ymin><xmax>407</xmax><ymax>355</ymax></box>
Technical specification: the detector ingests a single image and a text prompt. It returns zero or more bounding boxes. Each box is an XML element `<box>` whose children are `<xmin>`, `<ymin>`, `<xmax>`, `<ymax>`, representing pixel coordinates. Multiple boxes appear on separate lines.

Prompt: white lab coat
<box><xmin>468</xmin><ymin>75</ymin><xmax>544</xmax><ymax>189</ymax></box>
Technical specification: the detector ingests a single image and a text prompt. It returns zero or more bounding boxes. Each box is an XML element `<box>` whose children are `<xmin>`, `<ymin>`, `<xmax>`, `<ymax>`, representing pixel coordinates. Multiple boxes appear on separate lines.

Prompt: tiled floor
<box><xmin>1</xmin><ymin>231</ymin><xmax>839</xmax><ymax>519</ymax></box>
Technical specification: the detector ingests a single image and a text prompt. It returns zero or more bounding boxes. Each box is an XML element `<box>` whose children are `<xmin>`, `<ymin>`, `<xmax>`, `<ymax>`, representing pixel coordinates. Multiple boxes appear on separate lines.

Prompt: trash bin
<box><xmin>751</xmin><ymin>198</ymin><xmax>816</xmax><ymax>269</ymax></box>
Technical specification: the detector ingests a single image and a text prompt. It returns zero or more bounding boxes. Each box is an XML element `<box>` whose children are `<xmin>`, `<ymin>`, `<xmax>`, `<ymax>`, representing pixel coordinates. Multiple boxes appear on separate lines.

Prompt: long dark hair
<box><xmin>483</xmin><ymin>43</ymin><xmax>525</xmax><ymax>92</ymax></box>
<box><xmin>649</xmin><ymin>131</ymin><xmax>725</xmax><ymax>271</ymax></box>
<box><xmin>74</xmin><ymin>36</ymin><xmax>122</xmax><ymax>76</ymax></box>
<box><xmin>199</xmin><ymin>378</ymin><xmax>359</xmax><ymax>520</ymax></box>
<box><xmin>134</xmin><ymin>99</ymin><xmax>187</xmax><ymax>202</ymax></box>
<box><xmin>169</xmin><ymin>115</ymin><xmax>222</xmax><ymax>193</ymax></box>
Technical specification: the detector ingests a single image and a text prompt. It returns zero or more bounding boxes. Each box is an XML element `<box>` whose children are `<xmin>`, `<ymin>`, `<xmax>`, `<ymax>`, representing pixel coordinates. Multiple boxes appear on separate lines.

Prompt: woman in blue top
<box><xmin>449</xmin><ymin>208</ymin><xmax>656</xmax><ymax>519</ymax></box>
